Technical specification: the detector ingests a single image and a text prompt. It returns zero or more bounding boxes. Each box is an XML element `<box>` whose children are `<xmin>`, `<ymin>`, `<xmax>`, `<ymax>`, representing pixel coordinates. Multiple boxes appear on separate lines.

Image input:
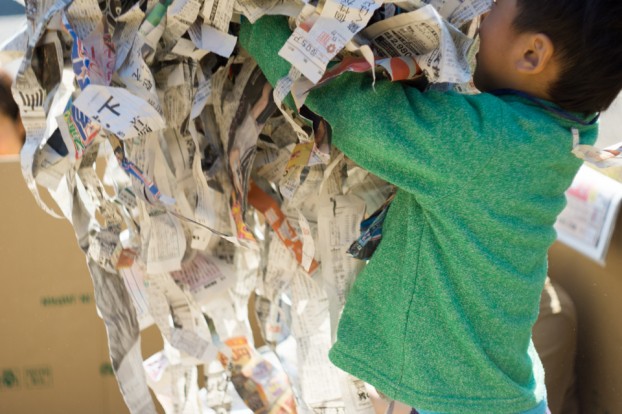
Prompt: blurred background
<box><xmin>0</xmin><ymin>0</ymin><xmax>25</xmax><ymax>42</ymax></box>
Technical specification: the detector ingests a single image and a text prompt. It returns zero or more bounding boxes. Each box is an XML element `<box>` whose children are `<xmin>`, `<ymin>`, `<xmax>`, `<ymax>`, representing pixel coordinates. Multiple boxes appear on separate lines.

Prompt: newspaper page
<box><xmin>186</xmin><ymin>116</ymin><xmax>236</xmax><ymax>246</ymax></box>
<box><xmin>146</xmin><ymin>271</ymin><xmax>217</xmax><ymax>362</ymax></box>
<box><xmin>360</xmin><ymin>5</ymin><xmax>472</xmax><ymax>83</ymax></box>
<box><xmin>56</xmin><ymin>97</ymin><xmax>103</xmax><ymax>161</ymax></box>
<box><xmin>139</xmin><ymin>203</ymin><xmax>187</xmax><ymax>274</ymax></box>
<box><xmin>234</xmin><ymin>0</ymin><xmax>291</xmax><ymax>23</ymax></box>
<box><xmin>199</xmin><ymin>0</ymin><xmax>238</xmax><ymax>56</ymax></box>
<box><xmin>202</xmin><ymin>358</ymin><xmax>234</xmax><ymax>413</ymax></box>
<box><xmin>555</xmin><ymin>165</ymin><xmax>622</xmax><ymax>265</ymax></box>
<box><xmin>144</xmin><ymin>353</ymin><xmax>203</xmax><ymax>414</ymax></box>
<box><xmin>111</xmin><ymin>3</ymin><xmax>145</xmax><ymax>71</ymax></box>
<box><xmin>288</xmin><ymin>270</ymin><xmax>345</xmax><ymax>412</ymax></box>
<box><xmin>14</xmin><ymin>31</ymin><xmax>65</xmax><ymax>217</ymax></box>
<box><xmin>116</xmin><ymin>27</ymin><xmax>162</xmax><ymax>114</ymax></box>
<box><xmin>73</xmin><ymin>85</ymin><xmax>166</xmax><ymax>139</ymax></box>
<box><xmin>64</xmin><ymin>0</ymin><xmax>115</xmax><ymax>87</ymax></box>
<box><xmin>248</xmin><ymin>182</ymin><xmax>320</xmax><ymax>273</ymax></box>
<box><xmin>218</xmin><ymin>336</ymin><xmax>297</xmax><ymax>414</ymax></box>
<box><xmin>120</xmin><ymin>263</ymin><xmax>156</xmax><ymax>330</ymax></box>
<box><xmin>279</xmin><ymin>0</ymin><xmax>383</xmax><ymax>83</ymax></box>
<box><xmin>211</xmin><ymin>57</ymin><xmax>280</xmax><ymax>242</ymax></box>
<box><xmin>395</xmin><ymin>0</ymin><xmax>492</xmax><ymax>28</ymax></box>
<box><xmin>163</xmin><ymin>0</ymin><xmax>202</xmax><ymax>47</ymax></box>
<box><xmin>87</xmin><ymin>259</ymin><xmax>157</xmax><ymax>414</ymax></box>
<box><xmin>317</xmin><ymin>194</ymin><xmax>366</xmax><ymax>337</ymax></box>
<box><xmin>171</xmin><ymin>250</ymin><xmax>237</xmax><ymax>305</ymax></box>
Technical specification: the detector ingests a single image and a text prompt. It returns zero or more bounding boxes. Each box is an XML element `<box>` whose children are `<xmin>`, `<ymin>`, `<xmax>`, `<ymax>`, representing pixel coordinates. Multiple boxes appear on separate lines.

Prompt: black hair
<box><xmin>513</xmin><ymin>0</ymin><xmax>622</xmax><ymax>114</ymax></box>
<box><xmin>0</xmin><ymin>74</ymin><xmax>20</xmax><ymax>122</ymax></box>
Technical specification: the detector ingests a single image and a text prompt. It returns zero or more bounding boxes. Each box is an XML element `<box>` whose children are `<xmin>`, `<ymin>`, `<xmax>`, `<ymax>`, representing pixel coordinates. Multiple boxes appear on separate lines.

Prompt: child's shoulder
<box><xmin>413</xmin><ymin>87</ymin><xmax>515</xmax><ymax>114</ymax></box>
<box><xmin>404</xmin><ymin>87</ymin><xmax>526</xmax><ymax>130</ymax></box>
<box><xmin>430</xmin><ymin>88</ymin><xmax>595</xmax><ymax>132</ymax></box>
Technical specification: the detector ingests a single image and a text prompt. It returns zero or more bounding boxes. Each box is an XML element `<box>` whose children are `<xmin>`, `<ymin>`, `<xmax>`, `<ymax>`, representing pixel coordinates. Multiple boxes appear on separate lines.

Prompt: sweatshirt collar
<box><xmin>490</xmin><ymin>88</ymin><xmax>599</xmax><ymax>127</ymax></box>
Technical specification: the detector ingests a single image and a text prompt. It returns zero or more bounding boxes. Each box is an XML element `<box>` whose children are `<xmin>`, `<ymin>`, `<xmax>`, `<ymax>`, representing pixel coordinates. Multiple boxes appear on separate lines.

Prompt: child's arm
<box><xmin>240</xmin><ymin>16</ymin><xmax>504</xmax><ymax>205</ymax></box>
<box><xmin>238</xmin><ymin>16</ymin><xmax>293</xmax><ymax>92</ymax></box>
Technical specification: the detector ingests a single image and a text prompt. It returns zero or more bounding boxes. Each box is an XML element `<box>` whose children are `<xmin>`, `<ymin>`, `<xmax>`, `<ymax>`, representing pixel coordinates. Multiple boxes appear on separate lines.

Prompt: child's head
<box><xmin>474</xmin><ymin>0</ymin><xmax>622</xmax><ymax>114</ymax></box>
<box><xmin>0</xmin><ymin>71</ymin><xmax>25</xmax><ymax>155</ymax></box>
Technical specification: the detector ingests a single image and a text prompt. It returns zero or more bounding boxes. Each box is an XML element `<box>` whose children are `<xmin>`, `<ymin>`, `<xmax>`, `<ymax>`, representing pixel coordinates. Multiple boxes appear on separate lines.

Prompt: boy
<box><xmin>240</xmin><ymin>0</ymin><xmax>621</xmax><ymax>412</ymax></box>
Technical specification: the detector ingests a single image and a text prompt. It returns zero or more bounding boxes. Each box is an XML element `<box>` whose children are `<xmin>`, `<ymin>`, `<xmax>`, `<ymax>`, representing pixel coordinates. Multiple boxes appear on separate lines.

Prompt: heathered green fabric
<box><xmin>240</xmin><ymin>16</ymin><xmax>598</xmax><ymax>413</ymax></box>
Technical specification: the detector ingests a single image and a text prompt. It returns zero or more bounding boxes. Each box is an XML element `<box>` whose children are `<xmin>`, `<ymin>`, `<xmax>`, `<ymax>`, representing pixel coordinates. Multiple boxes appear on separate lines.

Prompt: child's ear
<box><xmin>515</xmin><ymin>33</ymin><xmax>555</xmax><ymax>75</ymax></box>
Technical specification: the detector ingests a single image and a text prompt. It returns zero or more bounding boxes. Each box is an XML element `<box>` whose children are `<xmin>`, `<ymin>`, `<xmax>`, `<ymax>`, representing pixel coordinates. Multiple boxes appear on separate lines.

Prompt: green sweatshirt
<box><xmin>240</xmin><ymin>16</ymin><xmax>597</xmax><ymax>414</ymax></box>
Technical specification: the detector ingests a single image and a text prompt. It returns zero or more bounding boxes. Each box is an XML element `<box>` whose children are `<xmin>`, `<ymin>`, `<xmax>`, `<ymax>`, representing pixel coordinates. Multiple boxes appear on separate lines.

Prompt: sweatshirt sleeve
<box><xmin>240</xmin><ymin>15</ymin><xmax>505</xmax><ymax>206</ymax></box>
<box><xmin>238</xmin><ymin>16</ymin><xmax>292</xmax><ymax>89</ymax></box>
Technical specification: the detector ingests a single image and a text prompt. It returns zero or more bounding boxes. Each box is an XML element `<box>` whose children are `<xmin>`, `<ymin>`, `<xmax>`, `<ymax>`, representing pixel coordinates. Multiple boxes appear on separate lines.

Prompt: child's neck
<box><xmin>507</xmin><ymin>65</ymin><xmax>558</xmax><ymax>102</ymax></box>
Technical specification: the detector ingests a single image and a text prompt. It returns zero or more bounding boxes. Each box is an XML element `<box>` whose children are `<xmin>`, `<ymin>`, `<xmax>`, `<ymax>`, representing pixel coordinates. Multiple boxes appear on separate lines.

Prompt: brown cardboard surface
<box><xmin>549</xmin><ymin>213</ymin><xmax>622</xmax><ymax>413</ymax></box>
<box><xmin>0</xmin><ymin>159</ymin><xmax>163</xmax><ymax>413</ymax></box>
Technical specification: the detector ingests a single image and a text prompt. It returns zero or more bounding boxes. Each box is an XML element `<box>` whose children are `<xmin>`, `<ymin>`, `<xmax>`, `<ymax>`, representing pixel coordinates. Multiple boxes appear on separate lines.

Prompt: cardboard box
<box><xmin>549</xmin><ymin>213</ymin><xmax>622</xmax><ymax>412</ymax></box>
<box><xmin>0</xmin><ymin>159</ymin><xmax>163</xmax><ymax>413</ymax></box>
